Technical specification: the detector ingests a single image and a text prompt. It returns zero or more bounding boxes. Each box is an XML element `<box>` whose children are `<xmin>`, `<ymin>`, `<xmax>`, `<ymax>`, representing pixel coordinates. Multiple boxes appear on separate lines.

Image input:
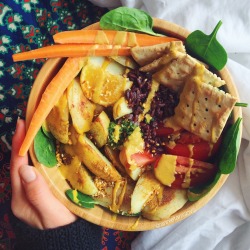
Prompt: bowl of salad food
<box><xmin>14</xmin><ymin>7</ymin><xmax>242</xmax><ymax>230</ymax></box>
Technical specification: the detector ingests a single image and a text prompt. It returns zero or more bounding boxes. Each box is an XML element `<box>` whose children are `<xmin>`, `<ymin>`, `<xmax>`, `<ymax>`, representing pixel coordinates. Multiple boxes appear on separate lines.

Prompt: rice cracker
<box><xmin>174</xmin><ymin>65</ymin><xmax>237</xmax><ymax>143</ymax></box>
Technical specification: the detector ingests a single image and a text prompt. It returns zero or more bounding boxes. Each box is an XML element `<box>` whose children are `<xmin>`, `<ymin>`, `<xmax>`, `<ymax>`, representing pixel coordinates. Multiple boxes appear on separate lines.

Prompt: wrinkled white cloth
<box><xmin>89</xmin><ymin>1</ymin><xmax>250</xmax><ymax>249</ymax></box>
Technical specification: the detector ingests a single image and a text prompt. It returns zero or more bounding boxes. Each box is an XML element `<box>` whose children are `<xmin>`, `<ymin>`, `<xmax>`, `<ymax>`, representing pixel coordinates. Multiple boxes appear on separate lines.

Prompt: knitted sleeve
<box><xmin>11</xmin><ymin>215</ymin><xmax>102</xmax><ymax>250</ymax></box>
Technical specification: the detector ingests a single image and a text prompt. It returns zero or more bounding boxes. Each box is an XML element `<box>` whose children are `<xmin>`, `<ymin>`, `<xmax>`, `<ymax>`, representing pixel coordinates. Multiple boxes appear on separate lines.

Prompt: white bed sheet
<box><xmin>89</xmin><ymin>1</ymin><xmax>250</xmax><ymax>249</ymax></box>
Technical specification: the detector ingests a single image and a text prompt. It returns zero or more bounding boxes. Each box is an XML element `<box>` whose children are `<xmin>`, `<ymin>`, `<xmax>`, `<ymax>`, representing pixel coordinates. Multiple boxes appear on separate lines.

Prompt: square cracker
<box><xmin>174</xmin><ymin>65</ymin><xmax>237</xmax><ymax>143</ymax></box>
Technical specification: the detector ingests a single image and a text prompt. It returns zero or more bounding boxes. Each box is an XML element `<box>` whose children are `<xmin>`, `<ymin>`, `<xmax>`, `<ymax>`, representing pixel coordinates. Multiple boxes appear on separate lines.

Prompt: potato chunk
<box><xmin>46</xmin><ymin>91</ymin><xmax>69</xmax><ymax>144</ymax></box>
<box><xmin>73</xmin><ymin>134</ymin><xmax>122</xmax><ymax>182</ymax></box>
<box><xmin>142</xmin><ymin>187</ymin><xmax>188</xmax><ymax>220</ymax></box>
<box><xmin>67</xmin><ymin>77</ymin><xmax>95</xmax><ymax>134</ymax></box>
<box><xmin>60</xmin><ymin>145</ymin><xmax>98</xmax><ymax>196</ymax></box>
<box><xmin>89</xmin><ymin>111</ymin><xmax>110</xmax><ymax>148</ymax></box>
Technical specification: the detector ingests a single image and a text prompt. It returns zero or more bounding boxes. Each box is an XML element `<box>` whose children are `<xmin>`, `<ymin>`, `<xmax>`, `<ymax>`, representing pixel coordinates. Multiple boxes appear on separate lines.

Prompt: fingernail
<box><xmin>19</xmin><ymin>165</ymin><xmax>37</xmax><ymax>183</ymax></box>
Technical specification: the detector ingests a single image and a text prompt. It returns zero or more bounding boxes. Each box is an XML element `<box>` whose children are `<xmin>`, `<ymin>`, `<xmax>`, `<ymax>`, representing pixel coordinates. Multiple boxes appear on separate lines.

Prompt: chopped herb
<box><xmin>108</xmin><ymin>119</ymin><xmax>136</xmax><ymax>148</ymax></box>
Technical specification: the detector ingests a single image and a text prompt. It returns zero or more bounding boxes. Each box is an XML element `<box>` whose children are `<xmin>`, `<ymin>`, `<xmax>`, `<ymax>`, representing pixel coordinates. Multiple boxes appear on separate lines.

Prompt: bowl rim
<box><xmin>26</xmin><ymin>18</ymin><xmax>243</xmax><ymax>231</ymax></box>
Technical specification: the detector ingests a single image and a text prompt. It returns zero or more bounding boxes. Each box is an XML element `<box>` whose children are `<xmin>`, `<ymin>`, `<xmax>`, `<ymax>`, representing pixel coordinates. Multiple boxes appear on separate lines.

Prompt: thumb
<box><xmin>19</xmin><ymin>165</ymin><xmax>57</xmax><ymax>210</ymax></box>
<box><xmin>19</xmin><ymin>165</ymin><xmax>77</xmax><ymax>229</ymax></box>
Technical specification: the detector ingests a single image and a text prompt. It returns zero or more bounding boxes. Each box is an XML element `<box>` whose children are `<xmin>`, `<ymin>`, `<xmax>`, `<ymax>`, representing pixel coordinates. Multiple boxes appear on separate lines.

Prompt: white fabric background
<box><xmin>89</xmin><ymin>1</ymin><xmax>250</xmax><ymax>249</ymax></box>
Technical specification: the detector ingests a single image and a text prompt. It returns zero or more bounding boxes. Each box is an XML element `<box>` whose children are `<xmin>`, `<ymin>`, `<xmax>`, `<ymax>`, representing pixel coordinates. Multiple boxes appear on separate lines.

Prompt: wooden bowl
<box><xmin>26</xmin><ymin>18</ymin><xmax>242</xmax><ymax>231</ymax></box>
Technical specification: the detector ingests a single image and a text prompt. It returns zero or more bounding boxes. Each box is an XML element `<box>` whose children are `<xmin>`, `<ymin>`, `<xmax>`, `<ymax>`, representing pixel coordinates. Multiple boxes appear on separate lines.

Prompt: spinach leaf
<box><xmin>218</xmin><ymin>118</ymin><xmax>242</xmax><ymax>174</ymax></box>
<box><xmin>41</xmin><ymin>123</ymin><xmax>54</xmax><ymax>139</ymax></box>
<box><xmin>65</xmin><ymin>189</ymin><xmax>97</xmax><ymax>209</ymax></box>
<box><xmin>187</xmin><ymin>171</ymin><xmax>221</xmax><ymax>201</ymax></box>
<box><xmin>34</xmin><ymin>128</ymin><xmax>57</xmax><ymax>167</ymax></box>
<box><xmin>185</xmin><ymin>20</ymin><xmax>227</xmax><ymax>70</ymax></box>
<box><xmin>100</xmin><ymin>7</ymin><xmax>161</xmax><ymax>36</ymax></box>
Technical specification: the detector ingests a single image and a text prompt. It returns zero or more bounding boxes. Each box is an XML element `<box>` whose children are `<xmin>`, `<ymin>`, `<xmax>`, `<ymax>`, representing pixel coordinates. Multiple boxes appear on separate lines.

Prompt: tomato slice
<box><xmin>155</xmin><ymin>125</ymin><xmax>183</xmax><ymax>137</ymax></box>
<box><xmin>155</xmin><ymin>127</ymin><xmax>175</xmax><ymax>136</ymax></box>
<box><xmin>130</xmin><ymin>151</ymin><xmax>156</xmax><ymax>167</ymax></box>
<box><xmin>165</xmin><ymin>131</ymin><xmax>221</xmax><ymax>161</ymax></box>
<box><xmin>177</xmin><ymin>131</ymin><xmax>204</xmax><ymax>144</ymax></box>
<box><xmin>171</xmin><ymin>156</ymin><xmax>217</xmax><ymax>189</ymax></box>
<box><xmin>166</xmin><ymin>142</ymin><xmax>211</xmax><ymax>161</ymax></box>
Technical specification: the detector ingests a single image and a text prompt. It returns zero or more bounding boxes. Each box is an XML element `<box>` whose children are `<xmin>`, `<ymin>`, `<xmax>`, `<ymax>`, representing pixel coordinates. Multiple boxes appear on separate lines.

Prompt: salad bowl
<box><xmin>26</xmin><ymin>18</ymin><xmax>242</xmax><ymax>231</ymax></box>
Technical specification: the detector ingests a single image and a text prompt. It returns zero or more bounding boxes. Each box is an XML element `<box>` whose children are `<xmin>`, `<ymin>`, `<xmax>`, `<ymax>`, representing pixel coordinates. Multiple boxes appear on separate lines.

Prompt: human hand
<box><xmin>10</xmin><ymin>118</ymin><xmax>77</xmax><ymax>230</ymax></box>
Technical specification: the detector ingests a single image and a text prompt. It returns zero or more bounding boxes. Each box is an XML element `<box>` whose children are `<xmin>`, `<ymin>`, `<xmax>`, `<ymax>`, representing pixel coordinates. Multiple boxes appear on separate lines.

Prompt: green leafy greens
<box><xmin>65</xmin><ymin>189</ymin><xmax>97</xmax><ymax>209</ymax></box>
<box><xmin>218</xmin><ymin>118</ymin><xmax>242</xmax><ymax>174</ymax></box>
<box><xmin>187</xmin><ymin>171</ymin><xmax>221</xmax><ymax>201</ymax></box>
<box><xmin>100</xmin><ymin>7</ymin><xmax>161</xmax><ymax>36</ymax></box>
<box><xmin>185</xmin><ymin>20</ymin><xmax>227</xmax><ymax>70</ymax></box>
<box><xmin>34</xmin><ymin>127</ymin><xmax>57</xmax><ymax>167</ymax></box>
<box><xmin>188</xmin><ymin>118</ymin><xmax>242</xmax><ymax>201</ymax></box>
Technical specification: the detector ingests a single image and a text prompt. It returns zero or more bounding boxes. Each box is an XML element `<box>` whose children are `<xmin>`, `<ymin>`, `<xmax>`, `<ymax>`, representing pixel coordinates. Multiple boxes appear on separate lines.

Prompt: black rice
<box><xmin>124</xmin><ymin>69</ymin><xmax>179</xmax><ymax>155</ymax></box>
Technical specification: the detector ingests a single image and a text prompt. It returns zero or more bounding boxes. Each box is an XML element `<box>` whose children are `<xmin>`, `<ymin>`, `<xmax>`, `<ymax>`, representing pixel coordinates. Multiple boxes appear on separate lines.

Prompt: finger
<box><xmin>19</xmin><ymin>165</ymin><xmax>77</xmax><ymax>229</ymax></box>
<box><xmin>10</xmin><ymin>119</ymin><xmax>29</xmax><ymax>198</ymax></box>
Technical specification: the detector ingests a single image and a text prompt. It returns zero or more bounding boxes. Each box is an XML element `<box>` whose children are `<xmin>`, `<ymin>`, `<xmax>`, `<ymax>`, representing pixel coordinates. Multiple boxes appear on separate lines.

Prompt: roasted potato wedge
<box><xmin>46</xmin><ymin>91</ymin><xmax>69</xmax><ymax>144</ymax></box>
<box><xmin>104</xmin><ymin>145</ymin><xmax>126</xmax><ymax>174</ymax></box>
<box><xmin>60</xmin><ymin>145</ymin><xmax>98</xmax><ymax>196</ymax></box>
<box><xmin>73</xmin><ymin>134</ymin><xmax>122</xmax><ymax>182</ymax></box>
<box><xmin>113</xmin><ymin>97</ymin><xmax>133</xmax><ymax>120</ymax></box>
<box><xmin>94</xmin><ymin>178</ymin><xmax>135</xmax><ymax>215</ymax></box>
<box><xmin>110</xmin><ymin>55</ymin><xmax>138</xmax><ymax>69</ymax></box>
<box><xmin>89</xmin><ymin>111</ymin><xmax>110</xmax><ymax>148</ymax></box>
<box><xmin>142</xmin><ymin>187</ymin><xmax>188</xmax><ymax>220</ymax></box>
<box><xmin>131</xmin><ymin>171</ymin><xmax>162</xmax><ymax>214</ymax></box>
<box><xmin>67</xmin><ymin>77</ymin><xmax>96</xmax><ymax>134</ymax></box>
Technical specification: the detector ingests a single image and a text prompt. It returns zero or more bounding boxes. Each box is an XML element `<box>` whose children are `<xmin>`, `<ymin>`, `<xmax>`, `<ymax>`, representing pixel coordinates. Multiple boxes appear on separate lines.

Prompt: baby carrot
<box><xmin>12</xmin><ymin>44</ymin><xmax>131</xmax><ymax>62</ymax></box>
<box><xmin>53</xmin><ymin>30</ymin><xmax>178</xmax><ymax>46</ymax></box>
<box><xmin>19</xmin><ymin>57</ymin><xmax>85</xmax><ymax>156</ymax></box>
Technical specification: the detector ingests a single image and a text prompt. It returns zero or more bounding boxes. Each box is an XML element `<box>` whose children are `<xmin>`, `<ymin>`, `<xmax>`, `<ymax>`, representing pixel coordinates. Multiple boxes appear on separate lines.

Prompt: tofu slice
<box><xmin>153</xmin><ymin>53</ymin><xmax>225</xmax><ymax>92</ymax></box>
<box><xmin>140</xmin><ymin>49</ymin><xmax>185</xmax><ymax>73</ymax></box>
<box><xmin>131</xmin><ymin>41</ymin><xmax>185</xmax><ymax>66</ymax></box>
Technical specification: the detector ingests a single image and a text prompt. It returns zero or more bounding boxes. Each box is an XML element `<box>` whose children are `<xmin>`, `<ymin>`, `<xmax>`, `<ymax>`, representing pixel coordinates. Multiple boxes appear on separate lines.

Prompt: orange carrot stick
<box><xmin>53</xmin><ymin>30</ymin><xmax>179</xmax><ymax>46</ymax></box>
<box><xmin>19</xmin><ymin>57</ymin><xmax>85</xmax><ymax>156</ymax></box>
<box><xmin>12</xmin><ymin>44</ymin><xmax>131</xmax><ymax>62</ymax></box>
